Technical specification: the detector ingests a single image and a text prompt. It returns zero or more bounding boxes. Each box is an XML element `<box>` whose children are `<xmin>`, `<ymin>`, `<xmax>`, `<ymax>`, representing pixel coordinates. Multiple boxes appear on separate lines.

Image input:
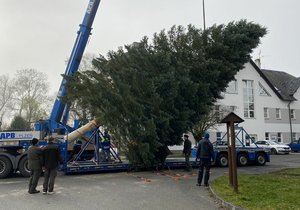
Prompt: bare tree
<box><xmin>191</xmin><ymin>108</ymin><xmax>220</xmax><ymax>145</ymax></box>
<box><xmin>191</xmin><ymin>105</ymin><xmax>236</xmax><ymax>145</ymax></box>
<box><xmin>0</xmin><ymin>75</ymin><xmax>15</xmax><ymax>128</ymax></box>
<box><xmin>12</xmin><ymin>69</ymin><xmax>50</xmax><ymax>124</ymax></box>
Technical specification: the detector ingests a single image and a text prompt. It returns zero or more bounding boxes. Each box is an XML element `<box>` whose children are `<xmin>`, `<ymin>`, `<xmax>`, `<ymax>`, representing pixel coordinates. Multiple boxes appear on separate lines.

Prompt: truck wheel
<box><xmin>238</xmin><ymin>154</ymin><xmax>248</xmax><ymax>166</ymax></box>
<box><xmin>256</xmin><ymin>153</ymin><xmax>266</xmax><ymax>166</ymax></box>
<box><xmin>271</xmin><ymin>148</ymin><xmax>277</xmax><ymax>155</ymax></box>
<box><xmin>0</xmin><ymin>156</ymin><xmax>12</xmax><ymax>179</ymax></box>
<box><xmin>218</xmin><ymin>154</ymin><xmax>228</xmax><ymax>167</ymax></box>
<box><xmin>19</xmin><ymin>157</ymin><xmax>31</xmax><ymax>177</ymax></box>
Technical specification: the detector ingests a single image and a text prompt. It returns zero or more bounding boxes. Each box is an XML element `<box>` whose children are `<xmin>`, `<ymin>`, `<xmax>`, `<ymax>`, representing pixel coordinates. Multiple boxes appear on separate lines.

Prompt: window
<box><xmin>259</xmin><ymin>82</ymin><xmax>271</xmax><ymax>96</ymax></box>
<box><xmin>292</xmin><ymin>133</ymin><xmax>297</xmax><ymax>141</ymax></box>
<box><xmin>226</xmin><ymin>80</ymin><xmax>238</xmax><ymax>94</ymax></box>
<box><xmin>265</xmin><ymin>132</ymin><xmax>270</xmax><ymax>140</ymax></box>
<box><xmin>276</xmin><ymin>108</ymin><xmax>281</xmax><ymax>119</ymax></box>
<box><xmin>277</xmin><ymin>133</ymin><xmax>282</xmax><ymax>142</ymax></box>
<box><xmin>264</xmin><ymin>107</ymin><xmax>269</xmax><ymax>119</ymax></box>
<box><xmin>216</xmin><ymin>132</ymin><xmax>222</xmax><ymax>141</ymax></box>
<box><xmin>290</xmin><ymin>109</ymin><xmax>296</xmax><ymax>119</ymax></box>
<box><xmin>243</xmin><ymin>80</ymin><xmax>255</xmax><ymax>118</ymax></box>
<box><xmin>214</xmin><ymin>105</ymin><xmax>221</xmax><ymax>122</ymax></box>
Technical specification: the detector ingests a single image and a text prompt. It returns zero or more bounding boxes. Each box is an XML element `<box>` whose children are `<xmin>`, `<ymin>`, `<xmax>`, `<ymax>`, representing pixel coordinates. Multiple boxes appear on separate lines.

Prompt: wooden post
<box><xmin>230</xmin><ymin>121</ymin><xmax>238</xmax><ymax>193</ymax></box>
<box><xmin>221</xmin><ymin>112</ymin><xmax>244</xmax><ymax>193</ymax></box>
<box><xmin>227</xmin><ymin>124</ymin><xmax>233</xmax><ymax>186</ymax></box>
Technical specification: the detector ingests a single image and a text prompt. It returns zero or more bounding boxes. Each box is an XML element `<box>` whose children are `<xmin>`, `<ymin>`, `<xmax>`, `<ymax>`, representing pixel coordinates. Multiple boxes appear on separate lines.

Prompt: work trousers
<box><xmin>184</xmin><ymin>153</ymin><xmax>191</xmax><ymax>171</ymax></box>
<box><xmin>43</xmin><ymin>168</ymin><xmax>57</xmax><ymax>192</ymax></box>
<box><xmin>28</xmin><ymin>169</ymin><xmax>42</xmax><ymax>192</ymax></box>
<box><xmin>197</xmin><ymin>158</ymin><xmax>211</xmax><ymax>185</ymax></box>
<box><xmin>101</xmin><ymin>149</ymin><xmax>111</xmax><ymax>162</ymax></box>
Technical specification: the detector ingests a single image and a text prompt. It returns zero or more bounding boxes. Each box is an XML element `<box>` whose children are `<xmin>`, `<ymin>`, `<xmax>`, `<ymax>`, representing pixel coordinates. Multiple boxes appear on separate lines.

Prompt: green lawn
<box><xmin>212</xmin><ymin>168</ymin><xmax>300</xmax><ymax>210</ymax></box>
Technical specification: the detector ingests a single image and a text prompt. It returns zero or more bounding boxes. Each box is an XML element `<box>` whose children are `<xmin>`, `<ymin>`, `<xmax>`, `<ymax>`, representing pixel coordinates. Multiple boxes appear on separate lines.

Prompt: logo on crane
<box><xmin>0</xmin><ymin>131</ymin><xmax>40</xmax><ymax>141</ymax></box>
<box><xmin>0</xmin><ymin>132</ymin><xmax>16</xmax><ymax>139</ymax></box>
<box><xmin>86</xmin><ymin>1</ymin><xmax>94</xmax><ymax>14</ymax></box>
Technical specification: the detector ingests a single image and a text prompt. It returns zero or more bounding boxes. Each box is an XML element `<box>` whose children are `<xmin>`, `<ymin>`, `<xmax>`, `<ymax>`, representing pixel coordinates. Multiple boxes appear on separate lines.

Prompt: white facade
<box><xmin>209</xmin><ymin>62</ymin><xmax>300</xmax><ymax>144</ymax></box>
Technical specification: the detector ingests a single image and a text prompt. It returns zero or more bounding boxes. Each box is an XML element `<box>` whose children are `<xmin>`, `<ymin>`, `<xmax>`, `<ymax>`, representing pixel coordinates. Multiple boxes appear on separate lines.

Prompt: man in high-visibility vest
<box><xmin>101</xmin><ymin>129</ymin><xmax>111</xmax><ymax>162</ymax></box>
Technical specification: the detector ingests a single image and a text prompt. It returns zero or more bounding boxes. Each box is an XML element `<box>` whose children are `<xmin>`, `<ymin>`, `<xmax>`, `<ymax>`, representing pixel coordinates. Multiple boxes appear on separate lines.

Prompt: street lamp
<box><xmin>288</xmin><ymin>98</ymin><xmax>293</xmax><ymax>143</ymax></box>
<box><xmin>202</xmin><ymin>0</ymin><xmax>206</xmax><ymax>30</ymax></box>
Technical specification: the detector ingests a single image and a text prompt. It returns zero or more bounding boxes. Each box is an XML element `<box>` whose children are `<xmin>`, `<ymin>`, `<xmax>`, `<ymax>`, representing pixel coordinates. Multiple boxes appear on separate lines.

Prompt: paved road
<box><xmin>0</xmin><ymin>170</ymin><xmax>219</xmax><ymax>210</ymax></box>
<box><xmin>211</xmin><ymin>152</ymin><xmax>300</xmax><ymax>179</ymax></box>
<box><xmin>0</xmin><ymin>153</ymin><xmax>299</xmax><ymax>210</ymax></box>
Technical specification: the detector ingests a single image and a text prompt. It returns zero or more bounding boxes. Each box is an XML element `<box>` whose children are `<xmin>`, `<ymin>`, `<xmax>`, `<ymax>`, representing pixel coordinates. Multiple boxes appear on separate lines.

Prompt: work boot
<box><xmin>29</xmin><ymin>190</ymin><xmax>40</xmax><ymax>194</ymax></box>
<box><xmin>48</xmin><ymin>191</ymin><xmax>54</xmax><ymax>195</ymax></box>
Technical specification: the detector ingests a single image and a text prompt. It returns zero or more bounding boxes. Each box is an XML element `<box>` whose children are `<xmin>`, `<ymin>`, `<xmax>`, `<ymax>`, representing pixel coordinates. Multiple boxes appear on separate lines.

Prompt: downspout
<box><xmin>287</xmin><ymin>100</ymin><xmax>293</xmax><ymax>143</ymax></box>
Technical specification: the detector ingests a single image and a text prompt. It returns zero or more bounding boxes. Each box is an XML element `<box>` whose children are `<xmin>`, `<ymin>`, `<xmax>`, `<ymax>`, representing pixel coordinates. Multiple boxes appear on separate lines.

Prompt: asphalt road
<box><xmin>211</xmin><ymin>152</ymin><xmax>300</xmax><ymax>179</ymax></box>
<box><xmin>0</xmin><ymin>153</ymin><xmax>299</xmax><ymax>210</ymax></box>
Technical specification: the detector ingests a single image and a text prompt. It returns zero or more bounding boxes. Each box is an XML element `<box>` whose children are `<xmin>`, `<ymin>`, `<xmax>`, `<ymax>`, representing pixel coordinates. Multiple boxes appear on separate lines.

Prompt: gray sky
<box><xmin>1</xmin><ymin>0</ymin><xmax>299</xmax><ymax>94</ymax></box>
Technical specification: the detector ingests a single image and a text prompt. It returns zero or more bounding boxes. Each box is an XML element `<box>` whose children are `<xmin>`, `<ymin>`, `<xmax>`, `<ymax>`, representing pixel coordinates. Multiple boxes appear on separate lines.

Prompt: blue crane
<box><xmin>35</xmin><ymin>0</ymin><xmax>101</xmax><ymax>135</ymax></box>
<box><xmin>0</xmin><ymin>0</ymin><xmax>104</xmax><ymax>179</ymax></box>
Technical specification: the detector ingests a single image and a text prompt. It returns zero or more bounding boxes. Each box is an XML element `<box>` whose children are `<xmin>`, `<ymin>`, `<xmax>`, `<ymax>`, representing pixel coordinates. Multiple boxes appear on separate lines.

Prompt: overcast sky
<box><xmin>1</xmin><ymin>0</ymin><xmax>299</xmax><ymax>94</ymax></box>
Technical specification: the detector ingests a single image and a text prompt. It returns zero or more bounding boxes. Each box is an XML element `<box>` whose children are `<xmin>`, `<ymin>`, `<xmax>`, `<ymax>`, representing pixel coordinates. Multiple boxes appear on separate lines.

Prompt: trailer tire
<box><xmin>0</xmin><ymin>156</ymin><xmax>13</xmax><ymax>179</ymax></box>
<box><xmin>19</xmin><ymin>157</ymin><xmax>31</xmax><ymax>177</ymax></box>
<box><xmin>218</xmin><ymin>154</ymin><xmax>228</xmax><ymax>167</ymax></box>
<box><xmin>237</xmin><ymin>154</ymin><xmax>248</xmax><ymax>166</ymax></box>
<box><xmin>256</xmin><ymin>153</ymin><xmax>266</xmax><ymax>166</ymax></box>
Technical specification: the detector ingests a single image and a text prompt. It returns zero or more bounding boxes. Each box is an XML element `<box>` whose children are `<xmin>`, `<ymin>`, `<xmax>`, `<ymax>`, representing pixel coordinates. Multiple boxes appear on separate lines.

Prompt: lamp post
<box><xmin>288</xmin><ymin>100</ymin><xmax>293</xmax><ymax>143</ymax></box>
<box><xmin>202</xmin><ymin>0</ymin><xmax>206</xmax><ymax>30</ymax></box>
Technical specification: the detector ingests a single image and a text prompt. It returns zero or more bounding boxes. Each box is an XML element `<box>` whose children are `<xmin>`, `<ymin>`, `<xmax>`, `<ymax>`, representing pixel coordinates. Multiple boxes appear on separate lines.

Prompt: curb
<box><xmin>208</xmin><ymin>185</ymin><xmax>245</xmax><ymax>210</ymax></box>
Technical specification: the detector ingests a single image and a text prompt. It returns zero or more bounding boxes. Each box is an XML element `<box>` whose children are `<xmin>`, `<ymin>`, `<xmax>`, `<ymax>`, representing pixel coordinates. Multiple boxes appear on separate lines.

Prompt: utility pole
<box><xmin>202</xmin><ymin>0</ymin><xmax>206</xmax><ymax>30</ymax></box>
<box><xmin>288</xmin><ymin>100</ymin><xmax>293</xmax><ymax>143</ymax></box>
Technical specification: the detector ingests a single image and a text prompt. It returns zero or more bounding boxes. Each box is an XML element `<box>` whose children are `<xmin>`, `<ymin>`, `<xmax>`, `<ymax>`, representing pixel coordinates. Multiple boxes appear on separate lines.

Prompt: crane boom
<box><xmin>50</xmin><ymin>0</ymin><xmax>101</xmax><ymax>125</ymax></box>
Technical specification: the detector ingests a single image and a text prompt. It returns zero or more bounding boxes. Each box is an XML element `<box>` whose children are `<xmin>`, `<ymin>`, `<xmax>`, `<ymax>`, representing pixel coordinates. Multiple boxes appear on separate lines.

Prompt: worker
<box><xmin>42</xmin><ymin>137</ymin><xmax>63</xmax><ymax>194</ymax></box>
<box><xmin>27</xmin><ymin>138</ymin><xmax>43</xmax><ymax>194</ymax></box>
<box><xmin>182</xmin><ymin>134</ymin><xmax>192</xmax><ymax>171</ymax></box>
<box><xmin>101</xmin><ymin>129</ymin><xmax>111</xmax><ymax>162</ymax></box>
<box><xmin>196</xmin><ymin>132</ymin><xmax>214</xmax><ymax>187</ymax></box>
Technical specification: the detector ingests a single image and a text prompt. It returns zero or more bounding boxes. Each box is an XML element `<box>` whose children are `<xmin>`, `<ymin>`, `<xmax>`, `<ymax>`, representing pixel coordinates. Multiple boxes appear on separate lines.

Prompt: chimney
<box><xmin>254</xmin><ymin>58</ymin><xmax>261</xmax><ymax>68</ymax></box>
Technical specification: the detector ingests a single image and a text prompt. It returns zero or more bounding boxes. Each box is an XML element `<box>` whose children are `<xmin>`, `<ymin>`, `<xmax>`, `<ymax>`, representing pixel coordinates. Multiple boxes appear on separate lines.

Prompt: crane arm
<box><xmin>50</xmin><ymin>0</ymin><xmax>101</xmax><ymax>125</ymax></box>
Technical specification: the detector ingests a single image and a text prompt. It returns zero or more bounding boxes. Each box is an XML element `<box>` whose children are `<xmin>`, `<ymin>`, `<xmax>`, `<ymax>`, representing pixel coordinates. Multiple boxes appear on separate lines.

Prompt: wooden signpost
<box><xmin>221</xmin><ymin>112</ymin><xmax>244</xmax><ymax>193</ymax></box>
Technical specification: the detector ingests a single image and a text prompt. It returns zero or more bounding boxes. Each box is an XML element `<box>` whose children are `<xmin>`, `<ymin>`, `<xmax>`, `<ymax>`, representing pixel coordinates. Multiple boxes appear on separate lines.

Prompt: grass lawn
<box><xmin>212</xmin><ymin>168</ymin><xmax>300</xmax><ymax>210</ymax></box>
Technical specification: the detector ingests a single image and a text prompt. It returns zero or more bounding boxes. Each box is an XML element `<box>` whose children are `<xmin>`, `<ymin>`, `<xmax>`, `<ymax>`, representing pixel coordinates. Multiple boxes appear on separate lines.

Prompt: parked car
<box><xmin>289</xmin><ymin>139</ymin><xmax>300</xmax><ymax>152</ymax></box>
<box><xmin>255</xmin><ymin>140</ymin><xmax>291</xmax><ymax>154</ymax></box>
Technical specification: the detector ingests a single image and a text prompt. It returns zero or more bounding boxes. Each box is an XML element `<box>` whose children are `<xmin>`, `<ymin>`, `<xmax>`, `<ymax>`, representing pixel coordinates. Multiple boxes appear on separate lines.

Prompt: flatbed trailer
<box><xmin>212</xmin><ymin>126</ymin><xmax>271</xmax><ymax>167</ymax></box>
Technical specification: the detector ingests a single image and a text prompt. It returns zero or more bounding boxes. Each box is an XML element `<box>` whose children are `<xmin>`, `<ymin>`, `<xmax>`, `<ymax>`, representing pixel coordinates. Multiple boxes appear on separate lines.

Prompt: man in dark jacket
<box><xmin>196</xmin><ymin>132</ymin><xmax>214</xmax><ymax>186</ymax></box>
<box><xmin>42</xmin><ymin>137</ymin><xmax>63</xmax><ymax>194</ymax></box>
<box><xmin>182</xmin><ymin>134</ymin><xmax>192</xmax><ymax>171</ymax></box>
<box><xmin>28</xmin><ymin>138</ymin><xmax>43</xmax><ymax>194</ymax></box>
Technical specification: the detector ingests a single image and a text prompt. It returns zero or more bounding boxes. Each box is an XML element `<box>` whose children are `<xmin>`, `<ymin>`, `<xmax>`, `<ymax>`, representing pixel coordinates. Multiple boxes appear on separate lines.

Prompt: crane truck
<box><xmin>0</xmin><ymin>0</ymin><xmax>109</xmax><ymax>178</ymax></box>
